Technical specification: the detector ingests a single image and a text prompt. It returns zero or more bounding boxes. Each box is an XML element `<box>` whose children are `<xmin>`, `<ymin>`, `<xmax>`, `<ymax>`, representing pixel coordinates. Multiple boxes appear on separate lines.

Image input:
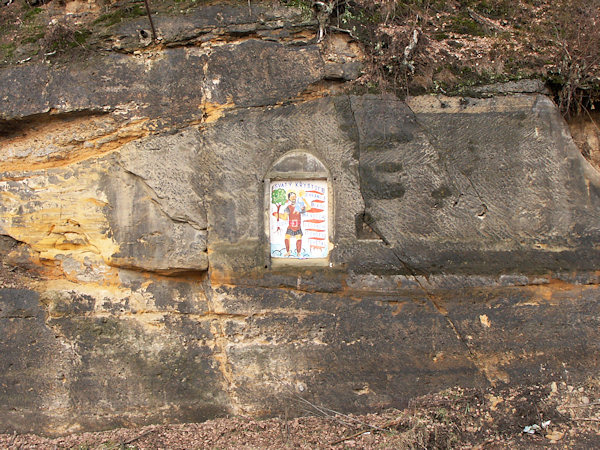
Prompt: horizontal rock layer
<box><xmin>0</xmin><ymin>1</ymin><xmax>599</xmax><ymax>436</ymax></box>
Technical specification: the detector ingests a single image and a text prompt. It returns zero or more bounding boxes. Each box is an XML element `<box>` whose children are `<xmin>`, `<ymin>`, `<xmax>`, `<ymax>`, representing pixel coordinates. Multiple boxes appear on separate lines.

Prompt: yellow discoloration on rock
<box><xmin>0</xmin><ymin>164</ymin><xmax>120</xmax><ymax>283</ymax></box>
<box><xmin>432</xmin><ymin>351</ymin><xmax>444</xmax><ymax>362</ymax></box>
<box><xmin>536</xmin><ymin>285</ymin><xmax>554</xmax><ymax>302</ymax></box>
<box><xmin>39</xmin><ymin>278</ymin><xmax>135</xmax><ymax>303</ymax></box>
<box><xmin>568</xmin><ymin>110</ymin><xmax>600</xmax><ymax>173</ymax></box>
<box><xmin>82</xmin><ymin>197</ymin><xmax>109</xmax><ymax>207</ymax></box>
<box><xmin>209</xmin><ymin>269</ymin><xmax>235</xmax><ymax>287</ymax></box>
<box><xmin>127</xmin><ymin>291</ymin><xmax>156</xmax><ymax>313</ymax></box>
<box><xmin>131</xmin><ymin>312</ymin><xmax>168</xmax><ymax>330</ymax></box>
<box><xmin>0</xmin><ymin>191</ymin><xmax>21</xmax><ymax>201</ymax></box>
<box><xmin>209</xmin><ymin>318</ymin><xmax>240</xmax><ymax>403</ymax></box>
<box><xmin>383</xmin><ymin>300</ymin><xmax>406</xmax><ymax>315</ymax></box>
<box><xmin>0</xmin><ymin>115</ymin><xmax>151</xmax><ymax>172</ymax></box>
<box><xmin>288</xmin><ymin>81</ymin><xmax>337</xmax><ymax>103</ymax></box>
<box><xmin>474</xmin><ymin>351</ymin><xmax>513</xmax><ymax>386</ymax></box>
<box><xmin>207</xmin><ymin>287</ymin><xmax>247</xmax><ymax>415</ymax></box>
<box><xmin>479</xmin><ymin>314</ymin><xmax>491</xmax><ymax>328</ymax></box>
<box><xmin>353</xmin><ymin>385</ymin><xmax>371</xmax><ymax>395</ymax></box>
<box><xmin>36</xmin><ymin>279</ymin><xmax>168</xmax><ymax>329</ymax></box>
<box><xmin>521</xmin><ymin>279</ymin><xmax>597</xmax><ymax>305</ymax></box>
<box><xmin>198</xmin><ymin>98</ymin><xmax>235</xmax><ymax>124</ymax></box>
<box><xmin>3</xmin><ymin>208</ymin><xmax>116</xmax><ymax>263</ymax></box>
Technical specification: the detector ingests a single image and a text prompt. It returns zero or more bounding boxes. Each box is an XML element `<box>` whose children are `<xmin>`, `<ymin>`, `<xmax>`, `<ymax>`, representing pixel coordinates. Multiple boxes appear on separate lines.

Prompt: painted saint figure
<box><xmin>269</xmin><ymin>180</ymin><xmax>328</xmax><ymax>259</ymax></box>
<box><xmin>276</xmin><ymin>190</ymin><xmax>311</xmax><ymax>257</ymax></box>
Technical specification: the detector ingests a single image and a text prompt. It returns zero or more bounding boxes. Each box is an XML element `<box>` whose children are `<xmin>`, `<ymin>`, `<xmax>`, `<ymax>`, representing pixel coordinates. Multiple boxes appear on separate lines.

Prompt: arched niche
<box><xmin>264</xmin><ymin>151</ymin><xmax>332</xmax><ymax>267</ymax></box>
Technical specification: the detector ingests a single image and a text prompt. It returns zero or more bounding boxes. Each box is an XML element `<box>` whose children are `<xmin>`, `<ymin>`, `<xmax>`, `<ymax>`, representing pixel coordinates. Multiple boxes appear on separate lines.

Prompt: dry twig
<box><xmin>293</xmin><ymin>394</ymin><xmax>385</xmax><ymax>431</ymax></box>
<box><xmin>120</xmin><ymin>427</ymin><xmax>156</xmax><ymax>446</ymax></box>
<box><xmin>563</xmin><ymin>401</ymin><xmax>600</xmax><ymax>408</ymax></box>
<box><xmin>142</xmin><ymin>0</ymin><xmax>157</xmax><ymax>43</ymax></box>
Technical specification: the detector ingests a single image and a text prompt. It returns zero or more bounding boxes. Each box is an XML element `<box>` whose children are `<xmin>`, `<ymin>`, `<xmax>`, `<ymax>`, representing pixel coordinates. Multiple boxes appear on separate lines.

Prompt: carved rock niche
<box><xmin>264</xmin><ymin>151</ymin><xmax>332</xmax><ymax>267</ymax></box>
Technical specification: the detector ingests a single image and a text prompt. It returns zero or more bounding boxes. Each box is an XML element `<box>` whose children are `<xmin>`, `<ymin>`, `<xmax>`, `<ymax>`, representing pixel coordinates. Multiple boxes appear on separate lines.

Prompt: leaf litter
<box><xmin>1</xmin><ymin>377</ymin><xmax>599</xmax><ymax>449</ymax></box>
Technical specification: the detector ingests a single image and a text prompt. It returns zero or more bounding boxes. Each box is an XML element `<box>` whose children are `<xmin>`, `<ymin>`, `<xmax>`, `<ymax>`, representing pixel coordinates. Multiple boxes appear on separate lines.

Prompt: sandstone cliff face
<box><xmin>0</xmin><ymin>3</ymin><xmax>599</xmax><ymax>436</ymax></box>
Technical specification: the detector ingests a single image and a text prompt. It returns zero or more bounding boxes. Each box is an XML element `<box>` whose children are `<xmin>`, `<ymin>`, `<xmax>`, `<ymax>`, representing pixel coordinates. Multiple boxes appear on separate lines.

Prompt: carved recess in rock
<box><xmin>0</xmin><ymin>0</ymin><xmax>598</xmax><ymax>434</ymax></box>
<box><xmin>269</xmin><ymin>151</ymin><xmax>329</xmax><ymax>178</ymax></box>
<box><xmin>198</xmin><ymin>96</ymin><xmax>363</xmax><ymax>273</ymax></box>
<box><xmin>265</xmin><ymin>151</ymin><xmax>331</xmax><ymax>262</ymax></box>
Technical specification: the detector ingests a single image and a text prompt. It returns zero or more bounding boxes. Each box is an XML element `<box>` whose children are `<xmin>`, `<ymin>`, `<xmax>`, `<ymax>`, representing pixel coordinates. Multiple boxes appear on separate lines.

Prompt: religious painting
<box><xmin>269</xmin><ymin>180</ymin><xmax>328</xmax><ymax>259</ymax></box>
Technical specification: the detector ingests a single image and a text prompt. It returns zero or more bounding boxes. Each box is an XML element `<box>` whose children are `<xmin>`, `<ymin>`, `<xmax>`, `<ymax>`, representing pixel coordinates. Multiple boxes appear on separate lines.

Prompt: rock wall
<box><xmin>0</xmin><ymin>3</ymin><xmax>599</xmax><ymax>436</ymax></box>
<box><xmin>569</xmin><ymin>110</ymin><xmax>600</xmax><ymax>171</ymax></box>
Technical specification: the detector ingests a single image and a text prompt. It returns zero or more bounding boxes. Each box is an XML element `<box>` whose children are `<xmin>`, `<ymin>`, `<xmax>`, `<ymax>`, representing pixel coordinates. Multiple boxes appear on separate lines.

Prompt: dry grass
<box><xmin>334</xmin><ymin>0</ymin><xmax>600</xmax><ymax>116</ymax></box>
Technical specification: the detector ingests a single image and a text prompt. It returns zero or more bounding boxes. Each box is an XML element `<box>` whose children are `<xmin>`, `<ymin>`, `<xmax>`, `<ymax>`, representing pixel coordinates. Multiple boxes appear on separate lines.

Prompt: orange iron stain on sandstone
<box><xmin>0</xmin><ymin>116</ymin><xmax>150</xmax><ymax>172</ymax></box>
<box><xmin>0</xmin><ymin>167</ymin><xmax>121</xmax><ymax>285</ymax></box>
<box><xmin>197</xmin><ymin>98</ymin><xmax>235</xmax><ymax>125</ymax></box>
<box><xmin>522</xmin><ymin>278</ymin><xmax>595</xmax><ymax>305</ymax></box>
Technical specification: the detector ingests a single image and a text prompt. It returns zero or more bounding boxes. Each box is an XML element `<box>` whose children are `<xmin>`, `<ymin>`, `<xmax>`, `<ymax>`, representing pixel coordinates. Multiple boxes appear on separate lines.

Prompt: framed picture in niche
<box><xmin>269</xmin><ymin>179</ymin><xmax>328</xmax><ymax>259</ymax></box>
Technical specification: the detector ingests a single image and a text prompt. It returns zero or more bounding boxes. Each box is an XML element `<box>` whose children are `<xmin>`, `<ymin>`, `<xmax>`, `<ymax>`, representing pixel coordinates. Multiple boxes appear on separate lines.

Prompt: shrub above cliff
<box><xmin>322</xmin><ymin>0</ymin><xmax>599</xmax><ymax>116</ymax></box>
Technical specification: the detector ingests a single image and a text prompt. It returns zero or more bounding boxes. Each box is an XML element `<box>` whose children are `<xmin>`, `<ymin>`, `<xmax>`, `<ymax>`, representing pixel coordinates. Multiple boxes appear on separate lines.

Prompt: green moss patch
<box><xmin>93</xmin><ymin>4</ymin><xmax>147</xmax><ymax>27</ymax></box>
<box><xmin>0</xmin><ymin>43</ymin><xmax>16</xmax><ymax>61</ymax></box>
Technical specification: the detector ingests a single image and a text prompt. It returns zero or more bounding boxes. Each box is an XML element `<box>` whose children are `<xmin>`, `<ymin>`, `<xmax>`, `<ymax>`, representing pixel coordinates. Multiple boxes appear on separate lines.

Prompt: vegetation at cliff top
<box><xmin>331</xmin><ymin>0</ymin><xmax>600</xmax><ymax>117</ymax></box>
<box><xmin>0</xmin><ymin>0</ymin><xmax>598</xmax><ymax>117</ymax></box>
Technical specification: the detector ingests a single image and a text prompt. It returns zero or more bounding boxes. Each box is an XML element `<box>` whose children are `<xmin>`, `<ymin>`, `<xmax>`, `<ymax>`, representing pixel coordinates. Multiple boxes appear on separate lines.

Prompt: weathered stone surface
<box><xmin>0</xmin><ymin>113</ymin><xmax>144</xmax><ymax>172</ymax></box>
<box><xmin>211</xmin><ymin>284</ymin><xmax>486</xmax><ymax>416</ymax></box>
<box><xmin>0</xmin><ymin>289</ymin><xmax>73</xmax><ymax>434</ymax></box>
<box><xmin>442</xmin><ymin>282</ymin><xmax>600</xmax><ymax>386</ymax></box>
<box><xmin>0</xmin><ymin>64</ymin><xmax>51</xmax><ymax>120</ymax></box>
<box><xmin>2</xmin><ymin>271</ymin><xmax>599</xmax><ymax>435</ymax></box>
<box><xmin>102</xmin><ymin>138</ymin><xmax>209</xmax><ymax>273</ymax></box>
<box><xmin>2</xmin><ymin>86</ymin><xmax>599</xmax><ymax>433</ymax></box>
<box><xmin>0</xmin><ymin>42</ymin><xmax>325</xmax><ymax>127</ymax></box>
<box><xmin>472</xmin><ymin>79</ymin><xmax>550</xmax><ymax>95</ymax></box>
<box><xmin>195</xmin><ymin>92</ymin><xmax>600</xmax><ymax>276</ymax></box>
<box><xmin>0</xmin><ymin>155</ymin><xmax>208</xmax><ymax>278</ymax></box>
<box><xmin>349</xmin><ymin>94</ymin><xmax>600</xmax><ymax>274</ymax></box>
<box><xmin>0</xmin><ymin>2</ymin><xmax>599</xmax><ymax>435</ymax></box>
<box><xmin>569</xmin><ymin>110</ymin><xmax>600</xmax><ymax>172</ymax></box>
<box><xmin>0</xmin><ymin>161</ymin><xmax>120</xmax><ymax>281</ymax></box>
<box><xmin>118</xmin><ymin>130</ymin><xmax>207</xmax><ymax>229</ymax></box>
<box><xmin>110</xmin><ymin>3</ymin><xmax>311</xmax><ymax>50</ymax></box>
<box><xmin>198</xmin><ymin>96</ymin><xmax>363</xmax><ymax>272</ymax></box>
<box><xmin>0</xmin><ymin>274</ymin><xmax>232</xmax><ymax>435</ymax></box>
<box><xmin>46</xmin><ymin>313</ymin><xmax>227</xmax><ymax>431</ymax></box>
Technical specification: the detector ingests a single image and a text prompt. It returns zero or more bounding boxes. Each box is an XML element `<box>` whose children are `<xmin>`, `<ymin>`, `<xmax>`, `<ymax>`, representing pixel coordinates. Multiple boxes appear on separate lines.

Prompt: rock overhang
<box><xmin>0</xmin><ymin>2</ymin><xmax>599</xmax><ymax>435</ymax></box>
